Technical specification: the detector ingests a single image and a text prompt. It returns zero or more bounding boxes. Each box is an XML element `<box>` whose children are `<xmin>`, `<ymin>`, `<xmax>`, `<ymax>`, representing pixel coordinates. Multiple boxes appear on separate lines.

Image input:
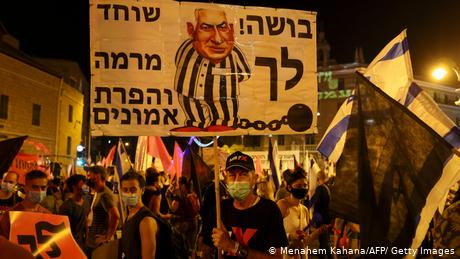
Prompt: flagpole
<box><xmin>116</xmin><ymin>139</ymin><xmax>127</xmax><ymax>224</ymax></box>
<box><xmin>213</xmin><ymin>136</ymin><xmax>222</xmax><ymax>259</ymax></box>
<box><xmin>119</xmin><ymin>137</ymin><xmax>134</xmax><ymax>169</ymax></box>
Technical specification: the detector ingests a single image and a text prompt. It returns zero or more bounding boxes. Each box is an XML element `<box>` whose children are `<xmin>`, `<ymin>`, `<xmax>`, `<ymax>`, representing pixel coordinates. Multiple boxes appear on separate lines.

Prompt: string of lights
<box><xmin>189</xmin><ymin>136</ymin><xmax>220</xmax><ymax>148</ymax></box>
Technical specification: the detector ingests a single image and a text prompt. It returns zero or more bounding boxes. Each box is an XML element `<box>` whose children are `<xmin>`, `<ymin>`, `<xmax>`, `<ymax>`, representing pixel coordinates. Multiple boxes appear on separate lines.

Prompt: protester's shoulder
<box><xmin>276</xmin><ymin>198</ymin><xmax>288</xmax><ymax>209</ymax></box>
<box><xmin>102</xmin><ymin>186</ymin><xmax>114</xmax><ymax>195</ymax></box>
<box><xmin>258</xmin><ymin>197</ymin><xmax>282</xmax><ymax>212</ymax></box>
<box><xmin>138</xmin><ymin>207</ymin><xmax>157</xmax><ymax>224</ymax></box>
<box><xmin>139</xmin><ymin>206</ymin><xmax>155</xmax><ymax>217</ymax></box>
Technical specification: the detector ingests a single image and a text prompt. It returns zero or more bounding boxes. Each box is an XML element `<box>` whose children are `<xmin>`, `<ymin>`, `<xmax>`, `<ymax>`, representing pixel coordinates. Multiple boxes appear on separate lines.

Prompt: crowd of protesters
<box><xmin>0</xmin><ymin>151</ymin><xmax>459</xmax><ymax>259</ymax></box>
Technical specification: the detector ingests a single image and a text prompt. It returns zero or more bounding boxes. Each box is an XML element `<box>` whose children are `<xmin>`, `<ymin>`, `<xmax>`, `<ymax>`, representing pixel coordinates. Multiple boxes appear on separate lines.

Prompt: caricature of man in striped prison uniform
<box><xmin>173</xmin><ymin>8</ymin><xmax>251</xmax><ymax>132</ymax></box>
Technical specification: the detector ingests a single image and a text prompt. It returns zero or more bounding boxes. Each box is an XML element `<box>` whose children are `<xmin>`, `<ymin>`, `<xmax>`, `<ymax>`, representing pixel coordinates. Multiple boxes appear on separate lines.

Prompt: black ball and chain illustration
<box><xmin>238</xmin><ymin>103</ymin><xmax>313</xmax><ymax>132</ymax></box>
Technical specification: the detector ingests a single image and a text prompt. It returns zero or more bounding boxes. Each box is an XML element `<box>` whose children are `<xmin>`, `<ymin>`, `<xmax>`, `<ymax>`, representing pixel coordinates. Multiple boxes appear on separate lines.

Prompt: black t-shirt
<box><xmin>160</xmin><ymin>185</ymin><xmax>170</xmax><ymax>214</ymax></box>
<box><xmin>58</xmin><ymin>197</ymin><xmax>90</xmax><ymax>248</ymax></box>
<box><xmin>221</xmin><ymin>197</ymin><xmax>288</xmax><ymax>258</ymax></box>
<box><xmin>0</xmin><ymin>193</ymin><xmax>23</xmax><ymax>215</ymax></box>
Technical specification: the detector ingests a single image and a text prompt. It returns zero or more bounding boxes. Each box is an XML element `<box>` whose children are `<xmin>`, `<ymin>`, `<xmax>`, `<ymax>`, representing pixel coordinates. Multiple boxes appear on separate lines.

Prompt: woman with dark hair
<box><xmin>277</xmin><ymin>168</ymin><xmax>328</xmax><ymax>259</ymax></box>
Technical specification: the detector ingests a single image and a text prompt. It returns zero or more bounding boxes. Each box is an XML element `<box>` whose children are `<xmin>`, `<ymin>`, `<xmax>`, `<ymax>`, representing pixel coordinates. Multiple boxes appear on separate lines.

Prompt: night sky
<box><xmin>1</xmin><ymin>0</ymin><xmax>459</xmax><ymax>85</ymax></box>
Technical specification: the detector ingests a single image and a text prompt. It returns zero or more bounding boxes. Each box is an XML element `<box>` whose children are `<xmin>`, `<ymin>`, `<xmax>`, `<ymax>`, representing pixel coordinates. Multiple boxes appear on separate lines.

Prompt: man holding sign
<box><xmin>0</xmin><ymin>170</ymin><xmax>50</xmax><ymax>238</ymax></box>
<box><xmin>173</xmin><ymin>8</ymin><xmax>251</xmax><ymax>132</ymax></box>
<box><xmin>211</xmin><ymin>152</ymin><xmax>287</xmax><ymax>258</ymax></box>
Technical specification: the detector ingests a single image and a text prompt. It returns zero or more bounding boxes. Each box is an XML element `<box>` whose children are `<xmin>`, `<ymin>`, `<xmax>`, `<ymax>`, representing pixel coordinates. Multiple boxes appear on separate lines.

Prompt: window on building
<box><xmin>278</xmin><ymin>135</ymin><xmax>285</xmax><ymax>146</ymax></box>
<box><xmin>32</xmin><ymin>104</ymin><xmax>41</xmax><ymax>126</ymax></box>
<box><xmin>338</xmin><ymin>78</ymin><xmax>345</xmax><ymax>90</ymax></box>
<box><xmin>67</xmin><ymin>136</ymin><xmax>72</xmax><ymax>155</ymax></box>
<box><xmin>245</xmin><ymin>136</ymin><xmax>261</xmax><ymax>147</ymax></box>
<box><xmin>68</xmin><ymin>105</ymin><xmax>73</xmax><ymax>122</ymax></box>
<box><xmin>305</xmin><ymin>134</ymin><xmax>315</xmax><ymax>145</ymax></box>
<box><xmin>0</xmin><ymin>95</ymin><xmax>8</xmax><ymax>119</ymax></box>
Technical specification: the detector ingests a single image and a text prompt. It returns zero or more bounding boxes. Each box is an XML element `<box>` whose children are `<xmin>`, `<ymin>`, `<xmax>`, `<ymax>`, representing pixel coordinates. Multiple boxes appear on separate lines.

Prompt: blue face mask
<box><xmin>1</xmin><ymin>182</ymin><xmax>14</xmax><ymax>193</ymax></box>
<box><xmin>28</xmin><ymin>190</ymin><xmax>47</xmax><ymax>204</ymax></box>
<box><xmin>122</xmin><ymin>193</ymin><xmax>139</xmax><ymax>207</ymax></box>
<box><xmin>227</xmin><ymin>182</ymin><xmax>251</xmax><ymax>201</ymax></box>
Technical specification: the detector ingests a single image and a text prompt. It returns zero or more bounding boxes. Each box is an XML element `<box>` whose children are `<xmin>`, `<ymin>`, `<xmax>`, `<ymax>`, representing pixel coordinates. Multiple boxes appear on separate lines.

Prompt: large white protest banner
<box><xmin>90</xmin><ymin>0</ymin><xmax>317</xmax><ymax>136</ymax></box>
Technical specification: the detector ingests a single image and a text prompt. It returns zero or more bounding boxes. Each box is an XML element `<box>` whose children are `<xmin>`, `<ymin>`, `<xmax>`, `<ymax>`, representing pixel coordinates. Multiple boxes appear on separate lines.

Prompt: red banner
<box><xmin>8</xmin><ymin>153</ymin><xmax>39</xmax><ymax>184</ymax></box>
<box><xmin>9</xmin><ymin>211</ymin><xmax>86</xmax><ymax>259</ymax></box>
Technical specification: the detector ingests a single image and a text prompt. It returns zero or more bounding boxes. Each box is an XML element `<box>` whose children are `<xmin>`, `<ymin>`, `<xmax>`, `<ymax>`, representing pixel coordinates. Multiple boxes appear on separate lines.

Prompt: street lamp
<box><xmin>431</xmin><ymin>60</ymin><xmax>460</xmax><ymax>105</ymax></box>
<box><xmin>432</xmin><ymin>67</ymin><xmax>448</xmax><ymax>80</ymax></box>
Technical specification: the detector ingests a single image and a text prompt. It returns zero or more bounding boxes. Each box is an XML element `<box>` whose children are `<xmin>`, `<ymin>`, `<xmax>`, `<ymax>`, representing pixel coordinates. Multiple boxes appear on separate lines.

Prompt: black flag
<box><xmin>331</xmin><ymin>73</ymin><xmax>454</xmax><ymax>253</ymax></box>
<box><xmin>181</xmin><ymin>146</ymin><xmax>211</xmax><ymax>201</ymax></box>
<box><xmin>0</xmin><ymin>136</ymin><xmax>27</xmax><ymax>177</ymax></box>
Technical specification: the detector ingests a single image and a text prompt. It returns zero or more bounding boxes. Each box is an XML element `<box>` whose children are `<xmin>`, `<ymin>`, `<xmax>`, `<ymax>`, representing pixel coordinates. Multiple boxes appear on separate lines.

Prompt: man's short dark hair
<box><xmin>3</xmin><ymin>171</ymin><xmax>19</xmax><ymax>182</ymax></box>
<box><xmin>88</xmin><ymin>166</ymin><xmax>107</xmax><ymax>180</ymax></box>
<box><xmin>146</xmin><ymin>172</ymin><xmax>159</xmax><ymax>186</ymax></box>
<box><xmin>66</xmin><ymin>174</ymin><xmax>86</xmax><ymax>192</ymax></box>
<box><xmin>121</xmin><ymin>171</ymin><xmax>146</xmax><ymax>189</ymax></box>
<box><xmin>25</xmin><ymin>170</ymin><xmax>48</xmax><ymax>182</ymax></box>
<box><xmin>146</xmin><ymin>167</ymin><xmax>158</xmax><ymax>175</ymax></box>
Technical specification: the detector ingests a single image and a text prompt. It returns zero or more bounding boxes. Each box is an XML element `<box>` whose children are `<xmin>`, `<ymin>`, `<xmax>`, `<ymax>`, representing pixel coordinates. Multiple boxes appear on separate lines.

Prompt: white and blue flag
<box><xmin>318</xmin><ymin>30</ymin><xmax>460</xmax><ymax>161</ymax></box>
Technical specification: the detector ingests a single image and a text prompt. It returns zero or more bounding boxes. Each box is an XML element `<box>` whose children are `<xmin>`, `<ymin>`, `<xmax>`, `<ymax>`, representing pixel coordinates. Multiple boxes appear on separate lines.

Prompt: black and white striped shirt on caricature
<box><xmin>174</xmin><ymin>39</ymin><xmax>251</xmax><ymax>101</ymax></box>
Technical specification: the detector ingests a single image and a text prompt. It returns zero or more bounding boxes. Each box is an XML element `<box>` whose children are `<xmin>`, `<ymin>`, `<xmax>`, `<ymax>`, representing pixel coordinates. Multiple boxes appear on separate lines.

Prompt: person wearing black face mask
<box><xmin>277</xmin><ymin>168</ymin><xmax>328</xmax><ymax>258</ymax></box>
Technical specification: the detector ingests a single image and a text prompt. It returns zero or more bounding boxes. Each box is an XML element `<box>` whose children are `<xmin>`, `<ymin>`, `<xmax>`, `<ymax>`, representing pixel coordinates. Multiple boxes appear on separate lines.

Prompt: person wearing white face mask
<box><xmin>0</xmin><ymin>170</ymin><xmax>50</xmax><ymax>238</ymax></box>
<box><xmin>212</xmin><ymin>151</ymin><xmax>288</xmax><ymax>259</ymax></box>
<box><xmin>0</xmin><ymin>171</ymin><xmax>23</xmax><ymax>214</ymax></box>
<box><xmin>120</xmin><ymin>171</ymin><xmax>160</xmax><ymax>259</ymax></box>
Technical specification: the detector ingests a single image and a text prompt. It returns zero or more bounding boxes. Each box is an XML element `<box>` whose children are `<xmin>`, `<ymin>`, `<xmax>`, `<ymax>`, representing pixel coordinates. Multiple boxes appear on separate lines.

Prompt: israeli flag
<box><xmin>318</xmin><ymin>30</ymin><xmax>460</xmax><ymax>161</ymax></box>
<box><xmin>318</xmin><ymin>31</ymin><xmax>413</xmax><ymax>162</ymax></box>
<box><xmin>317</xmin><ymin>95</ymin><xmax>355</xmax><ymax>163</ymax></box>
<box><xmin>364</xmin><ymin>30</ymin><xmax>413</xmax><ymax>102</ymax></box>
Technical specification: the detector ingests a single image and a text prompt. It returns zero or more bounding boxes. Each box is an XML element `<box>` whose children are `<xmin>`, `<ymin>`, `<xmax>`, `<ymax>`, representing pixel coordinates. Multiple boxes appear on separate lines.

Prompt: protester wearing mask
<box><xmin>277</xmin><ymin>168</ymin><xmax>329</xmax><ymax>259</ymax></box>
<box><xmin>212</xmin><ymin>151</ymin><xmax>288</xmax><ymax>258</ymax></box>
<box><xmin>0</xmin><ymin>171</ymin><xmax>23</xmax><ymax>214</ymax></box>
<box><xmin>86</xmin><ymin>166</ymin><xmax>120</xmax><ymax>256</ymax></box>
<box><xmin>58</xmin><ymin>174</ymin><xmax>90</xmax><ymax>249</ymax></box>
<box><xmin>0</xmin><ymin>170</ymin><xmax>50</xmax><ymax>237</ymax></box>
<box><xmin>120</xmin><ymin>171</ymin><xmax>161</xmax><ymax>259</ymax></box>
